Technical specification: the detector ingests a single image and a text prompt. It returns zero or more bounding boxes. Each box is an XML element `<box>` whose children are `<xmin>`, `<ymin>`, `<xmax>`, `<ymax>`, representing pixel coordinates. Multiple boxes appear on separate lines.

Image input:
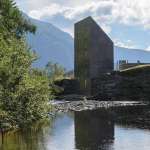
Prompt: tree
<box><xmin>0</xmin><ymin>32</ymin><xmax>50</xmax><ymax>128</ymax></box>
<box><xmin>45</xmin><ymin>61</ymin><xmax>66</xmax><ymax>81</ymax></box>
<box><xmin>0</xmin><ymin>0</ymin><xmax>50</xmax><ymax>130</ymax></box>
<box><xmin>0</xmin><ymin>0</ymin><xmax>36</xmax><ymax>37</ymax></box>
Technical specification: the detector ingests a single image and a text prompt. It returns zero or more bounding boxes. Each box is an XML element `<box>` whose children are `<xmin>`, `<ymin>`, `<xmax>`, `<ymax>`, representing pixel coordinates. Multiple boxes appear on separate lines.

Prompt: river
<box><xmin>1</xmin><ymin>109</ymin><xmax>150</xmax><ymax>150</ymax></box>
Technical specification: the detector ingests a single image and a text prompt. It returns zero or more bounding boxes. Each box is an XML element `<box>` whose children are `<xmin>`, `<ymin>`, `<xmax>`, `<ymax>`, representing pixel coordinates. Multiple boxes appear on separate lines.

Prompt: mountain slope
<box><xmin>26</xmin><ymin>15</ymin><xmax>150</xmax><ymax>70</ymax></box>
<box><xmin>26</xmin><ymin>16</ymin><xmax>74</xmax><ymax>70</ymax></box>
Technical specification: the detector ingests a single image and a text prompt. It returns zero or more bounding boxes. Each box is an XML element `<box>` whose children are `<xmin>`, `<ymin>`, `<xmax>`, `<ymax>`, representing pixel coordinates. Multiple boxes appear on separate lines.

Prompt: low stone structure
<box><xmin>55</xmin><ymin>66</ymin><xmax>150</xmax><ymax>101</ymax></box>
<box><xmin>54</xmin><ymin>79</ymin><xmax>79</xmax><ymax>95</ymax></box>
<box><xmin>92</xmin><ymin>66</ymin><xmax>150</xmax><ymax>101</ymax></box>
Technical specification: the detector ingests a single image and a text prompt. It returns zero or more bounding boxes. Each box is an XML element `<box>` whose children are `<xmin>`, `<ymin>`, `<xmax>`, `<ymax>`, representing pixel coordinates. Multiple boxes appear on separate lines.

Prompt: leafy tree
<box><xmin>0</xmin><ymin>0</ymin><xmax>50</xmax><ymax>130</ymax></box>
<box><xmin>45</xmin><ymin>61</ymin><xmax>66</xmax><ymax>81</ymax></box>
<box><xmin>0</xmin><ymin>32</ymin><xmax>50</xmax><ymax>128</ymax></box>
<box><xmin>0</xmin><ymin>0</ymin><xmax>36</xmax><ymax>37</ymax></box>
<box><xmin>45</xmin><ymin>62</ymin><xmax>66</xmax><ymax>97</ymax></box>
<box><xmin>14</xmin><ymin>72</ymin><xmax>50</xmax><ymax>127</ymax></box>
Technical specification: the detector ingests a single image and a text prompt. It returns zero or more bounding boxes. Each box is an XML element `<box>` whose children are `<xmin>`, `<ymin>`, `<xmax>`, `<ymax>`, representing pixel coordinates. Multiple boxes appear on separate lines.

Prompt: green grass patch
<box><xmin>119</xmin><ymin>65</ymin><xmax>150</xmax><ymax>76</ymax></box>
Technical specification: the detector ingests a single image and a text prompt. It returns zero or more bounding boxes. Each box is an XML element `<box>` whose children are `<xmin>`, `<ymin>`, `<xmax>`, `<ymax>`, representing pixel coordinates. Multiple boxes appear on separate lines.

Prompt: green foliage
<box><xmin>45</xmin><ymin>61</ymin><xmax>66</xmax><ymax>82</ymax></box>
<box><xmin>44</xmin><ymin>61</ymin><xmax>66</xmax><ymax>97</ymax></box>
<box><xmin>49</xmin><ymin>84</ymin><xmax>64</xmax><ymax>98</ymax></box>
<box><xmin>0</xmin><ymin>33</ymin><xmax>50</xmax><ymax>129</ymax></box>
<box><xmin>14</xmin><ymin>72</ymin><xmax>50</xmax><ymax>127</ymax></box>
<box><xmin>0</xmin><ymin>0</ymin><xmax>36</xmax><ymax>37</ymax></box>
<box><xmin>0</xmin><ymin>0</ymin><xmax>50</xmax><ymax>130</ymax></box>
<box><xmin>119</xmin><ymin>65</ymin><xmax>150</xmax><ymax>77</ymax></box>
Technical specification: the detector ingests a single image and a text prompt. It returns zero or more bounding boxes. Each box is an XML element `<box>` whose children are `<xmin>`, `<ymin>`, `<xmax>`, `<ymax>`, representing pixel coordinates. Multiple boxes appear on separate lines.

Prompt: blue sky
<box><xmin>15</xmin><ymin>0</ymin><xmax>150</xmax><ymax>50</ymax></box>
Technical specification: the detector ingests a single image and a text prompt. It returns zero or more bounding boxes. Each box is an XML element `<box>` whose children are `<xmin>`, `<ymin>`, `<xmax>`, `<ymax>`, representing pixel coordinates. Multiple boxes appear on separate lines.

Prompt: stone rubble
<box><xmin>50</xmin><ymin>100</ymin><xmax>148</xmax><ymax>112</ymax></box>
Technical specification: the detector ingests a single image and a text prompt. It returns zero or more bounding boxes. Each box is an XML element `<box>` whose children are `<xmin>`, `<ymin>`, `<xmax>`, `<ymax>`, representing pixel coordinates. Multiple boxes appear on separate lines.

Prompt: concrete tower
<box><xmin>74</xmin><ymin>16</ymin><xmax>114</xmax><ymax>95</ymax></box>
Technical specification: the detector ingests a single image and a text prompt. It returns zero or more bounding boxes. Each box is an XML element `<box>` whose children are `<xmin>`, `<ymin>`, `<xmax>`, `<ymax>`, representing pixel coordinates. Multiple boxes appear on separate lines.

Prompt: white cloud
<box><xmin>63</xmin><ymin>27</ymin><xmax>74</xmax><ymax>37</ymax></box>
<box><xmin>28</xmin><ymin>1</ymin><xmax>114</xmax><ymax>22</ymax></box>
<box><xmin>16</xmin><ymin>0</ymin><xmax>150</xmax><ymax>34</ymax></box>
<box><xmin>114</xmin><ymin>39</ymin><xmax>137</xmax><ymax>49</ymax></box>
<box><xmin>28</xmin><ymin>0</ymin><xmax>114</xmax><ymax>34</ymax></box>
<box><xmin>111</xmin><ymin>0</ymin><xmax>150</xmax><ymax>29</ymax></box>
<box><xmin>27</xmin><ymin>0</ymin><xmax>150</xmax><ymax>26</ymax></box>
<box><xmin>100</xmin><ymin>23</ymin><xmax>112</xmax><ymax>34</ymax></box>
<box><xmin>146</xmin><ymin>46</ymin><xmax>150</xmax><ymax>51</ymax></box>
<box><xmin>29</xmin><ymin>3</ymin><xmax>67</xmax><ymax>20</ymax></box>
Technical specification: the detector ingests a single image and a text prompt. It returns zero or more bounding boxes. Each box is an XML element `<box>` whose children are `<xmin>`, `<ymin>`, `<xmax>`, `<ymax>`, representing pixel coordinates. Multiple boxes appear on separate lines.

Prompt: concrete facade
<box><xmin>74</xmin><ymin>16</ymin><xmax>114</xmax><ymax>95</ymax></box>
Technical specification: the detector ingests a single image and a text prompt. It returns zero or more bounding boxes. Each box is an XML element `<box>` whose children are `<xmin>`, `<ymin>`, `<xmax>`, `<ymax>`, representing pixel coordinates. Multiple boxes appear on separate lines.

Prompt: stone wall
<box><xmin>91</xmin><ymin>74</ymin><xmax>120</xmax><ymax>100</ymax></box>
<box><xmin>54</xmin><ymin>79</ymin><xmax>80</xmax><ymax>95</ymax></box>
<box><xmin>55</xmin><ymin>66</ymin><xmax>150</xmax><ymax>101</ymax></box>
<box><xmin>92</xmin><ymin>67</ymin><xmax>150</xmax><ymax>101</ymax></box>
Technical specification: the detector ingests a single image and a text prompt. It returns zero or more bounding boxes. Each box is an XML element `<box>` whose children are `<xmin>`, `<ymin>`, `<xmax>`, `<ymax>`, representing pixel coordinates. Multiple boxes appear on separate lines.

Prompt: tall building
<box><xmin>74</xmin><ymin>16</ymin><xmax>114</xmax><ymax>95</ymax></box>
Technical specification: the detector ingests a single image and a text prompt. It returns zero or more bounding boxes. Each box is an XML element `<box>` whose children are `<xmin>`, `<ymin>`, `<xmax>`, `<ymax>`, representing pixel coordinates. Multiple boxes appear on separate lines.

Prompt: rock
<box><xmin>50</xmin><ymin>100</ymin><xmax>148</xmax><ymax>112</ymax></box>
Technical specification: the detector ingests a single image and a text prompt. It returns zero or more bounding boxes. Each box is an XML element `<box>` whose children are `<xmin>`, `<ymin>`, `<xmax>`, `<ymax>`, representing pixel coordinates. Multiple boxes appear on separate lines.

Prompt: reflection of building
<box><xmin>74</xmin><ymin>17</ymin><xmax>114</xmax><ymax>95</ymax></box>
<box><xmin>74</xmin><ymin>109</ymin><xmax>114</xmax><ymax>150</ymax></box>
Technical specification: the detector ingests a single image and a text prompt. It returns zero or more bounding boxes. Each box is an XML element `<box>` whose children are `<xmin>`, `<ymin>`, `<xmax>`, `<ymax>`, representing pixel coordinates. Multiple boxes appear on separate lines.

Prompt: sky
<box><xmin>15</xmin><ymin>0</ymin><xmax>150</xmax><ymax>50</ymax></box>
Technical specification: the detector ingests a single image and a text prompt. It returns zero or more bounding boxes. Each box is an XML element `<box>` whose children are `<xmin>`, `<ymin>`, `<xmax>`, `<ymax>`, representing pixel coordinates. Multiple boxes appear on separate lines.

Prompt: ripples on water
<box><xmin>1</xmin><ymin>109</ymin><xmax>150</xmax><ymax>150</ymax></box>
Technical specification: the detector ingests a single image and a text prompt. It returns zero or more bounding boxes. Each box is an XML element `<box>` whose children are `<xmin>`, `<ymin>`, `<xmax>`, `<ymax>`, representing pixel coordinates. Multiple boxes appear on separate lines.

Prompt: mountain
<box><xmin>114</xmin><ymin>46</ymin><xmax>150</xmax><ymax>68</ymax></box>
<box><xmin>26</xmin><ymin>15</ymin><xmax>150</xmax><ymax>70</ymax></box>
<box><xmin>26</xmin><ymin>16</ymin><xmax>74</xmax><ymax>70</ymax></box>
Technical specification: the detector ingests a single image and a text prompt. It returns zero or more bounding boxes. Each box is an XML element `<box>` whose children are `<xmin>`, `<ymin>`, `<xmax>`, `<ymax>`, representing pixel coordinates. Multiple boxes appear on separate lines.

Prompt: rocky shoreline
<box><xmin>50</xmin><ymin>100</ymin><xmax>148</xmax><ymax>112</ymax></box>
<box><xmin>50</xmin><ymin>100</ymin><xmax>150</xmax><ymax>129</ymax></box>
<box><xmin>116</xmin><ymin>109</ymin><xmax>150</xmax><ymax>129</ymax></box>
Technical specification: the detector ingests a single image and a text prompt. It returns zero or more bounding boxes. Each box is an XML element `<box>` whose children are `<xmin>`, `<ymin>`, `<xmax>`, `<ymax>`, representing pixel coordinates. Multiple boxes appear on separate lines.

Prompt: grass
<box><xmin>119</xmin><ymin>64</ymin><xmax>150</xmax><ymax>76</ymax></box>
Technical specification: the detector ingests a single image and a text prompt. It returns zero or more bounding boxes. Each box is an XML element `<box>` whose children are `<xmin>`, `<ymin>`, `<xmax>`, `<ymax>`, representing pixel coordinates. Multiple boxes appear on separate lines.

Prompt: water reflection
<box><xmin>0</xmin><ymin>113</ymin><xmax>75</xmax><ymax>150</ymax></box>
<box><xmin>0</xmin><ymin>120</ymin><xmax>51</xmax><ymax>150</ymax></box>
<box><xmin>75</xmin><ymin>109</ymin><xmax>114</xmax><ymax>150</ymax></box>
<box><xmin>1</xmin><ymin>109</ymin><xmax>150</xmax><ymax>150</ymax></box>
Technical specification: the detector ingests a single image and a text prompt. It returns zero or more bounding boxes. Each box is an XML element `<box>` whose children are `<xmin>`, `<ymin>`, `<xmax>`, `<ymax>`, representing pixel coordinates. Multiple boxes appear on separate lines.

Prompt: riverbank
<box><xmin>50</xmin><ymin>100</ymin><xmax>150</xmax><ymax>129</ymax></box>
<box><xmin>50</xmin><ymin>100</ymin><xmax>148</xmax><ymax>112</ymax></box>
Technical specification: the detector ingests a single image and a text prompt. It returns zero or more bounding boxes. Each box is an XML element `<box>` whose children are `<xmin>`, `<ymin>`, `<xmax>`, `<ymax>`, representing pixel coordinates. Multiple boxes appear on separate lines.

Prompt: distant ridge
<box><xmin>114</xmin><ymin>46</ymin><xmax>150</xmax><ymax>63</ymax></box>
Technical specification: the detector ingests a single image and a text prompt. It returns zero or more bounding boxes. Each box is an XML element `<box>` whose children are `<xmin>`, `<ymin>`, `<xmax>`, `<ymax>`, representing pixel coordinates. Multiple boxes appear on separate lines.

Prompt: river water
<box><xmin>1</xmin><ymin>109</ymin><xmax>150</xmax><ymax>150</ymax></box>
